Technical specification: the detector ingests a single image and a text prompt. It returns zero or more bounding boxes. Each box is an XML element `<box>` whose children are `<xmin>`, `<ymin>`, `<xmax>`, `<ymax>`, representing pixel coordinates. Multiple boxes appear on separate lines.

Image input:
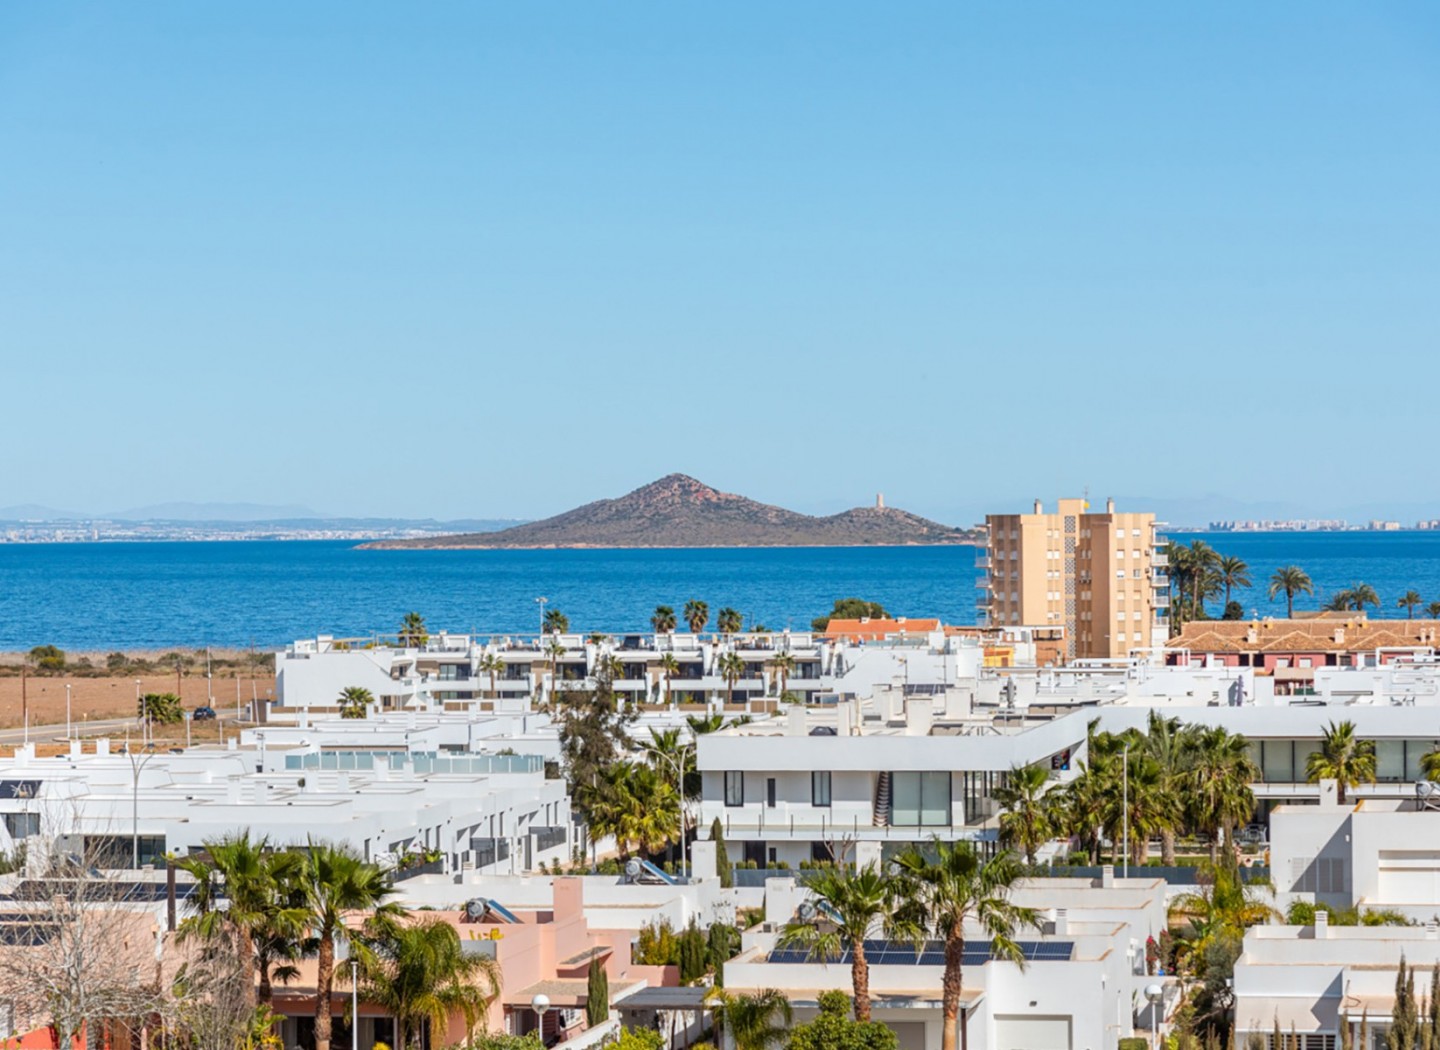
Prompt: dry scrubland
<box><xmin>0</xmin><ymin>648</ymin><xmax>275</xmax><ymax>731</ymax></box>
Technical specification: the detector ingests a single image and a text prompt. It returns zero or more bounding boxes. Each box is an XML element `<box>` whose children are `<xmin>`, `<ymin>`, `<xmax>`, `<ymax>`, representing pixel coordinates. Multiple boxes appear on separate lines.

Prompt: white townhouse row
<box><xmin>0</xmin><ymin>734</ymin><xmax>571</xmax><ymax>876</ymax></box>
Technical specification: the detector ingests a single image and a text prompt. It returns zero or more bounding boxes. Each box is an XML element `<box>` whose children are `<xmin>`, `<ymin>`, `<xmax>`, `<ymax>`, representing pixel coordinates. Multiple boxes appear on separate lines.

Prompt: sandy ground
<box><xmin>0</xmin><ymin>673</ymin><xmax>276</xmax><ymax>730</ymax></box>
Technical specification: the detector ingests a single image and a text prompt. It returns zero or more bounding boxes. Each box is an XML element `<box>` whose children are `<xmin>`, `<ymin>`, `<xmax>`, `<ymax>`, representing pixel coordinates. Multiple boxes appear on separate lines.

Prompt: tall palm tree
<box><xmin>647</xmin><ymin>727</ymin><xmax>698</xmax><ymax>799</ymax></box>
<box><xmin>542</xmin><ymin>608</ymin><xmax>569</xmax><ymax>635</ymax></box>
<box><xmin>657</xmin><ymin>653</ymin><xmax>680</xmax><ymax>704</ymax></box>
<box><xmin>1399</xmin><ymin>591</ymin><xmax>1423</xmax><ymax>620</ymax></box>
<box><xmin>717</xmin><ymin>652</ymin><xmax>746</xmax><ymax>705</ymax></box>
<box><xmin>651</xmin><ymin>605</ymin><xmax>677</xmax><ymax>633</ymax></box>
<box><xmin>778</xmin><ymin>865</ymin><xmax>893</xmax><ymax>1022</ymax></box>
<box><xmin>891</xmin><ymin>840</ymin><xmax>1040</xmax><ymax>1050</ymax></box>
<box><xmin>1186</xmin><ymin>540</ymin><xmax>1221</xmax><ymax>620</ymax></box>
<box><xmin>684</xmin><ymin>600</ymin><xmax>709</xmax><ymax>635</ymax></box>
<box><xmin>1169</xmin><ymin>863</ymin><xmax>1278</xmax><ymax>959</ymax></box>
<box><xmin>1184</xmin><ymin>726</ymin><xmax>1258</xmax><ymax>862</ymax></box>
<box><xmin>717</xmin><ymin>607</ymin><xmax>743</xmax><ymax>635</ymax></box>
<box><xmin>1306</xmin><ymin>720</ymin><xmax>1376</xmax><ymax>805</ymax></box>
<box><xmin>1324</xmin><ymin>589</ymin><xmax>1357</xmax><ymax>612</ymax></box>
<box><xmin>591</xmin><ymin>761</ymin><xmax>680</xmax><ymax>859</ymax></box>
<box><xmin>1144</xmin><ymin>712</ymin><xmax>1192</xmax><ymax>865</ymax></box>
<box><xmin>769</xmin><ymin>652</ymin><xmax>797</xmax><ymax>698</ymax></box>
<box><xmin>992</xmin><ymin>764</ymin><xmax>1055</xmax><ymax>865</ymax></box>
<box><xmin>399</xmin><ymin>612</ymin><xmax>427</xmax><ymax>648</ymax></box>
<box><xmin>1217</xmin><ymin>555</ymin><xmax>1252</xmax><ymax>607</ymax></box>
<box><xmin>301</xmin><ymin>842</ymin><xmax>402</xmax><ymax>1050</ymax></box>
<box><xmin>1427</xmin><ymin>601</ymin><xmax>1440</xmax><ymax>620</ymax></box>
<box><xmin>337</xmin><ymin>686</ymin><xmax>373</xmax><ymax>720</ymax></box>
<box><xmin>478</xmin><ymin>653</ymin><xmax>504</xmax><ymax>698</ymax></box>
<box><xmin>704</xmin><ymin>988</ymin><xmax>792</xmax><ymax>1050</ymax></box>
<box><xmin>1268</xmin><ymin>566</ymin><xmax>1314</xmax><ymax>619</ymax></box>
<box><xmin>1115</xmin><ymin>752</ymin><xmax>1181</xmax><ymax>868</ymax></box>
<box><xmin>356</xmin><ymin>918</ymin><xmax>500</xmax><ymax>1050</ymax></box>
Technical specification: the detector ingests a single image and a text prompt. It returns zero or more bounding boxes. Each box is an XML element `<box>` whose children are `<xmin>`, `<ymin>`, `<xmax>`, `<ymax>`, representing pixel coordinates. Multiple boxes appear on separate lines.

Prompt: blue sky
<box><xmin>3</xmin><ymin>3</ymin><xmax>1439</xmax><ymax>524</ymax></box>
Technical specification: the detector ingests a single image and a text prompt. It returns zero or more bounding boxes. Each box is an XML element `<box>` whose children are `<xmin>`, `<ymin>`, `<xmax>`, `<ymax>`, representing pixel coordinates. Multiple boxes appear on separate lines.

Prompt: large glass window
<box><xmin>1376</xmin><ymin>740</ymin><xmax>1405</xmax><ymax>782</ymax></box>
<box><xmin>812</xmin><ymin>771</ymin><xmax>831</xmax><ymax>807</ymax></box>
<box><xmin>724</xmin><ymin>771</ymin><xmax>744</xmax><ymax>807</ymax></box>
<box><xmin>892</xmin><ymin>772</ymin><xmax>950</xmax><ymax>827</ymax></box>
<box><xmin>1261</xmin><ymin>741</ymin><xmax>1294</xmax><ymax>783</ymax></box>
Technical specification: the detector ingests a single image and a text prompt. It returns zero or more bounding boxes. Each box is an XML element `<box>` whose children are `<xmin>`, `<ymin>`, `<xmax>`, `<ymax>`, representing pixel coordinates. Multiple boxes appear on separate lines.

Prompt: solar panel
<box><xmin>766</xmin><ymin>939</ymin><xmax>1075</xmax><ymax>966</ymax></box>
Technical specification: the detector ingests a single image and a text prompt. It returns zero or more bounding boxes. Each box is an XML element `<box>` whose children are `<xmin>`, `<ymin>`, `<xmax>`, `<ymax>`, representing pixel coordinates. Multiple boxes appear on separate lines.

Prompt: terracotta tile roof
<box><xmin>1167</xmin><ymin>618</ymin><xmax>1440</xmax><ymax>654</ymax></box>
<box><xmin>824</xmin><ymin>618</ymin><xmax>941</xmax><ymax>641</ymax></box>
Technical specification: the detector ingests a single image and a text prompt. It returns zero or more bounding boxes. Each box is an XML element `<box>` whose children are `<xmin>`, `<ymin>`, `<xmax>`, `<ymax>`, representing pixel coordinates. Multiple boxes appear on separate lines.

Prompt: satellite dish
<box><xmin>624</xmin><ymin>859</ymin><xmax>642</xmax><ymax>880</ymax></box>
<box><xmin>797</xmin><ymin>902</ymin><xmax>817</xmax><ymax>923</ymax></box>
<box><xmin>463</xmin><ymin>898</ymin><xmax>490</xmax><ymax>921</ymax></box>
<box><xmin>1420</xmin><ymin>782</ymin><xmax>1436</xmax><ymax>797</ymax></box>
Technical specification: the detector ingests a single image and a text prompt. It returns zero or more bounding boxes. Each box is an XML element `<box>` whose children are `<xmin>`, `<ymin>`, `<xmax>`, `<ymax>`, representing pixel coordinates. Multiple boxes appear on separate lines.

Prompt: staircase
<box><xmin>873</xmin><ymin>771</ymin><xmax>892</xmax><ymax>827</ymax></box>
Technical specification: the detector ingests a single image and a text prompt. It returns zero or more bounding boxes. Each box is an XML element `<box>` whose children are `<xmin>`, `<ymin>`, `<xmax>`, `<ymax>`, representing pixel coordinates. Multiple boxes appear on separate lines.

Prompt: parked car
<box><xmin>192</xmin><ymin>706</ymin><xmax>217</xmax><ymax>721</ymax></box>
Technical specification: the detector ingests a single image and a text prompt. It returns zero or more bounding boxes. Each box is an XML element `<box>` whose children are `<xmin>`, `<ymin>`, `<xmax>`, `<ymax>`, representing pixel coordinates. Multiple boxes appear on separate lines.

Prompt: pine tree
<box><xmin>711</xmin><ymin>818</ymin><xmax>733</xmax><ymax>889</ymax></box>
<box><xmin>1394</xmin><ymin>956</ymin><xmax>1420</xmax><ymax>1050</ymax></box>
<box><xmin>586</xmin><ymin>956</ymin><xmax>609</xmax><ymax>1028</ymax></box>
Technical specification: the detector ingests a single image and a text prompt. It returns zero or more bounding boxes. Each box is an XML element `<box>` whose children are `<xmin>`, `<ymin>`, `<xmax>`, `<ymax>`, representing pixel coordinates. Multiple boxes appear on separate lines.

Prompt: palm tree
<box><xmin>1399</xmin><ymin>591</ymin><xmax>1423</xmax><ymax>620</ymax></box>
<box><xmin>647</xmin><ymin>727</ymin><xmax>698</xmax><ymax>799</ymax></box>
<box><xmin>542</xmin><ymin>608</ymin><xmax>569</xmax><ymax>635</ymax></box>
<box><xmin>356</xmin><ymin>918</ymin><xmax>500</xmax><ymax>1050</ymax></box>
<box><xmin>338</xmin><ymin>686</ymin><xmax>373</xmax><ymax>720</ymax></box>
<box><xmin>684</xmin><ymin>599</ymin><xmax>710</xmax><ymax>634</ymax></box>
<box><xmin>651</xmin><ymin>605</ymin><xmax>677</xmax><ymax>633</ymax></box>
<box><xmin>301</xmin><ymin>842</ymin><xmax>402</xmax><ymax>1050</ymax></box>
<box><xmin>704</xmin><ymin>988</ymin><xmax>793</xmax><ymax>1050</ymax></box>
<box><xmin>992</xmin><ymin>764</ymin><xmax>1055</xmax><ymax>865</ymax></box>
<box><xmin>478</xmin><ymin>653</ymin><xmax>504</xmax><ymax>698</ymax></box>
<box><xmin>778</xmin><ymin>865</ymin><xmax>892</xmax><ymax>1022</ymax></box>
<box><xmin>891</xmin><ymin>840</ymin><xmax>1040</xmax><ymax>1050</ymax></box>
<box><xmin>1169</xmin><ymin>863</ymin><xmax>1278</xmax><ymax>960</ymax></box>
<box><xmin>717</xmin><ymin>607</ymin><xmax>743</xmax><ymax>635</ymax></box>
<box><xmin>399</xmin><ymin>612</ymin><xmax>427</xmax><ymax>648</ymax></box>
<box><xmin>1184</xmin><ymin>726</ymin><xmax>1259</xmax><ymax>862</ymax></box>
<box><xmin>1349</xmin><ymin>582</ymin><xmax>1380</xmax><ymax>614</ymax></box>
<box><xmin>1427</xmin><ymin>602</ymin><xmax>1440</xmax><ymax>619</ymax></box>
<box><xmin>717</xmin><ymin>652</ymin><xmax>746</xmax><ymax>705</ymax></box>
<box><xmin>769</xmin><ymin>652</ymin><xmax>796</xmax><ymax>698</ymax></box>
<box><xmin>1217</xmin><ymin>555</ymin><xmax>1252</xmax><ymax>607</ymax></box>
<box><xmin>1306</xmin><ymin>720</ymin><xmax>1376</xmax><ymax>805</ymax></box>
<box><xmin>591</xmin><ymin>761</ymin><xmax>681</xmax><ymax>859</ymax></box>
<box><xmin>1116</xmin><ymin>752</ymin><xmax>1182</xmax><ymax>868</ymax></box>
<box><xmin>1268</xmin><ymin>566</ymin><xmax>1314</xmax><ymax>618</ymax></box>
<box><xmin>1186</xmin><ymin>540</ymin><xmax>1221</xmax><ymax>619</ymax></box>
<box><xmin>657</xmin><ymin>653</ymin><xmax>680</xmax><ymax>704</ymax></box>
<box><xmin>1420</xmin><ymin>747</ymin><xmax>1440</xmax><ymax>783</ymax></box>
<box><xmin>1144</xmin><ymin>712</ymin><xmax>1191</xmax><ymax>865</ymax></box>
<box><xmin>1324</xmin><ymin>589</ymin><xmax>1356</xmax><ymax>612</ymax></box>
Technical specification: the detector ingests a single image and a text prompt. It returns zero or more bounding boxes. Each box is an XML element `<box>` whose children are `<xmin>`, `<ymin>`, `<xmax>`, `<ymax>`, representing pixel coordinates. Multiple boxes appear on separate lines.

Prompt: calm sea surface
<box><xmin>4</xmin><ymin>532</ymin><xmax>1440</xmax><ymax>650</ymax></box>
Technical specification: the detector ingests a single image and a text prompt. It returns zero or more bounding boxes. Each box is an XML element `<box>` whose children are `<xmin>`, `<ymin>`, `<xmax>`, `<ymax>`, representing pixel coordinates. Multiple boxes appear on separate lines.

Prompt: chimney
<box><xmin>905</xmin><ymin>697</ymin><xmax>935</xmax><ymax>737</ymax></box>
<box><xmin>835</xmin><ymin>701</ymin><xmax>853</xmax><ymax>737</ymax></box>
<box><xmin>96</xmin><ymin>738</ymin><xmax>110</xmax><ymax>756</ymax></box>
<box><xmin>69</xmin><ymin>739</ymin><xmax>81</xmax><ymax>760</ymax></box>
<box><xmin>1106</xmin><ymin>498</ymin><xmax>1115</xmax><ymax>514</ymax></box>
<box><xmin>1101</xmin><ymin>864</ymin><xmax>1115</xmax><ymax>888</ymax></box>
<box><xmin>1034</xmin><ymin>499</ymin><xmax>1043</xmax><ymax>514</ymax></box>
<box><xmin>1054</xmin><ymin>908</ymin><xmax>1069</xmax><ymax>936</ymax></box>
<box><xmin>1315</xmin><ymin>910</ymin><xmax>1329</xmax><ymax>938</ymax></box>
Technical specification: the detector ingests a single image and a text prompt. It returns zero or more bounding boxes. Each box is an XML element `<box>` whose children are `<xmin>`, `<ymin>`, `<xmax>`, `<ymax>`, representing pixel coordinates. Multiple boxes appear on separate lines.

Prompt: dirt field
<box><xmin>0</xmin><ymin>672</ymin><xmax>276</xmax><ymax>730</ymax></box>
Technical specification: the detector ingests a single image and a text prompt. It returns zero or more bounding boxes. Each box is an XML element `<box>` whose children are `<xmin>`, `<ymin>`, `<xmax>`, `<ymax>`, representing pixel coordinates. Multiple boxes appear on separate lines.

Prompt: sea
<box><xmin>4</xmin><ymin>532</ymin><xmax>1440</xmax><ymax>651</ymax></box>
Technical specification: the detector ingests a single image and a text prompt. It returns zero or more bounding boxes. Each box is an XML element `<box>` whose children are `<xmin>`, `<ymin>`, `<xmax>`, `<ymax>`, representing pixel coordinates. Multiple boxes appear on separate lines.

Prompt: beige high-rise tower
<box><xmin>977</xmin><ymin>497</ymin><xmax>1169</xmax><ymax>661</ymax></box>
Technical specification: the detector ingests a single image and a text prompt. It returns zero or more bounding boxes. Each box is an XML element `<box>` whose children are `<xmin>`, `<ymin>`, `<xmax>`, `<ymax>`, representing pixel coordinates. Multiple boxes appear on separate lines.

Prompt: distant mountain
<box><xmin>0</xmin><ymin>504</ymin><xmax>87</xmax><ymax>521</ymax></box>
<box><xmin>362</xmin><ymin>474</ymin><xmax>979</xmax><ymax>549</ymax></box>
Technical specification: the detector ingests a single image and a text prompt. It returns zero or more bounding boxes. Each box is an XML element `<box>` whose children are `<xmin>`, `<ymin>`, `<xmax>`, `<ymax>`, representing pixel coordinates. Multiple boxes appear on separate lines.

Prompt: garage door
<box><xmin>995</xmin><ymin>1015</ymin><xmax>1071</xmax><ymax>1050</ymax></box>
<box><xmin>1378</xmin><ymin>850</ymin><xmax>1440</xmax><ymax>903</ymax></box>
<box><xmin>889</xmin><ymin>1022</ymin><xmax>926</xmax><ymax>1050</ymax></box>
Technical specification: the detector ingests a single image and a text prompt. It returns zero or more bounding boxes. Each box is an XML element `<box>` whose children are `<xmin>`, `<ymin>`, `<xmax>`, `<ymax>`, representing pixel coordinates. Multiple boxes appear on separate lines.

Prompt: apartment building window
<box><xmin>812</xmin><ymin>771</ymin><xmax>832</xmax><ymax>807</ymax></box>
<box><xmin>892</xmin><ymin>772</ymin><xmax>950</xmax><ymax>827</ymax></box>
<box><xmin>724</xmin><ymin>771</ymin><xmax>744</xmax><ymax>807</ymax></box>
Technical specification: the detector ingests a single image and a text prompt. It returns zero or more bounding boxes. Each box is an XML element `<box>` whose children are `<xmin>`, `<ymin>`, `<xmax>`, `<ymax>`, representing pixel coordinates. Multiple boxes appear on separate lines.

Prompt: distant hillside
<box><xmin>362</xmin><ymin>474</ymin><xmax>980</xmax><ymax>549</ymax></box>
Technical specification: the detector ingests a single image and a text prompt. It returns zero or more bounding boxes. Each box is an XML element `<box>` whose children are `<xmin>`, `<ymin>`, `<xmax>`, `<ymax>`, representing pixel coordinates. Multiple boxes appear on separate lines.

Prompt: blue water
<box><xmin>3</xmin><ymin>532</ymin><xmax>1440</xmax><ymax>650</ymax></box>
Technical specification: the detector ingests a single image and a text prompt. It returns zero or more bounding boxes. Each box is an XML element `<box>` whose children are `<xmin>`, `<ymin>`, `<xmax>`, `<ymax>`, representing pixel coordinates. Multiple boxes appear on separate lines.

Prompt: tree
<box><xmin>556</xmin><ymin>676</ymin><xmax>636</xmax><ymax>834</ymax></box>
<box><xmin>589</xmin><ymin>761</ymin><xmax>680</xmax><ymax>859</ymax></box>
<box><xmin>140</xmin><ymin>692</ymin><xmax>185</xmax><ymax>724</ymax></box>
<box><xmin>717</xmin><ymin>652</ymin><xmax>747</xmax><ymax>705</ymax></box>
<box><xmin>1398</xmin><ymin>591</ymin><xmax>1423</xmax><ymax>619</ymax></box>
<box><xmin>543</xmin><ymin>608</ymin><xmax>570</xmax><ymax>635</ymax></box>
<box><xmin>356</xmin><ymin>918</ymin><xmax>500</xmax><ymax>1050</ymax></box>
<box><xmin>300</xmin><ymin>842</ymin><xmax>401</xmax><ymax>1050</ymax></box>
<box><xmin>478</xmin><ymin>653</ymin><xmax>505</xmax><ymax>698</ymax></box>
<box><xmin>684</xmin><ymin>600</ymin><xmax>710</xmax><ymax>634</ymax></box>
<box><xmin>786</xmin><ymin>990</ymin><xmax>899</xmax><ymax>1050</ymax></box>
<box><xmin>399</xmin><ymin>612</ymin><xmax>427</xmax><ymax>648</ymax></box>
<box><xmin>586</xmin><ymin>956</ymin><xmax>609</xmax><ymax>1028</ymax></box>
<box><xmin>1267</xmin><ymin>567</ymin><xmax>1314</xmax><ymax>619</ymax></box>
<box><xmin>992</xmin><ymin>764</ymin><xmax>1055</xmax><ymax>865</ymax></box>
<box><xmin>1144</xmin><ymin>712</ymin><xmax>1191</xmax><ymax>865</ymax></box>
<box><xmin>712</xmin><ymin>818</ymin><xmax>734</xmax><ymax>889</ymax></box>
<box><xmin>1349</xmin><ymin>582</ymin><xmax>1381</xmax><ymax>614</ymax></box>
<box><xmin>811</xmin><ymin>598</ymin><xmax>889</xmax><ymax>632</ymax></box>
<box><xmin>1392</xmin><ymin>955</ymin><xmax>1419</xmax><ymax>1050</ymax></box>
<box><xmin>769</xmin><ymin>652</ymin><xmax>797</xmax><ymax>698</ymax></box>
<box><xmin>705</xmin><ymin>988</ymin><xmax>792</xmax><ymax>1050</ymax></box>
<box><xmin>1222</xmin><ymin>601</ymin><xmax>1245</xmax><ymax>620</ymax></box>
<box><xmin>707</xmin><ymin>922</ymin><xmax>740</xmax><ymax>985</ymax></box>
<box><xmin>1184</xmin><ymin>726</ymin><xmax>1258</xmax><ymax>862</ymax></box>
<box><xmin>1428</xmin><ymin>602</ymin><xmax>1440</xmax><ymax>619</ymax></box>
<box><xmin>651</xmin><ymin>605</ymin><xmax>677</xmax><ymax>633</ymax></box>
<box><xmin>28</xmin><ymin>644</ymin><xmax>65</xmax><ymax>671</ymax></box>
<box><xmin>338</xmin><ymin>686</ymin><xmax>373</xmax><ymax>720</ymax></box>
<box><xmin>717</xmin><ymin>607</ymin><xmax>744</xmax><ymax>635</ymax></box>
<box><xmin>778</xmin><ymin>865</ymin><xmax>893</xmax><ymax>1022</ymax></box>
<box><xmin>1169</xmin><ymin>865</ymin><xmax>1278</xmax><ymax>962</ymax></box>
<box><xmin>1217</xmin><ymin>556</ymin><xmax>1252</xmax><ymax>607</ymax></box>
<box><xmin>890</xmin><ymin>841</ymin><xmax>1040</xmax><ymax>1050</ymax></box>
<box><xmin>658</xmin><ymin>653</ymin><xmax>680</xmax><ymax>703</ymax></box>
<box><xmin>678</xmin><ymin>921</ymin><xmax>708</xmax><ymax>983</ymax></box>
<box><xmin>1306</xmin><ymin>720</ymin><xmax>1376</xmax><ymax>805</ymax></box>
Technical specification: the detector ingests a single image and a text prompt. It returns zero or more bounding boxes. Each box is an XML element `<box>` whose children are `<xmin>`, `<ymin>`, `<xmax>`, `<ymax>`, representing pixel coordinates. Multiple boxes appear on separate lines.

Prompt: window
<box><xmin>891</xmin><ymin>772</ymin><xmax>950</xmax><ymax>827</ymax></box>
<box><xmin>2</xmin><ymin>813</ymin><xmax>38</xmax><ymax>839</ymax></box>
<box><xmin>724</xmin><ymin>771</ymin><xmax>744</xmax><ymax>807</ymax></box>
<box><xmin>812</xmin><ymin>771</ymin><xmax>831</xmax><ymax>807</ymax></box>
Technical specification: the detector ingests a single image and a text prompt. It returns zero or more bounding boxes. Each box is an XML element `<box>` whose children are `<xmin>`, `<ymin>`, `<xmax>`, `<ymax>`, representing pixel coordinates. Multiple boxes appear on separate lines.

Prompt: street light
<box><xmin>350</xmin><ymin>958</ymin><xmax>359</xmax><ymax>1050</ymax></box>
<box><xmin>1122</xmin><ymin>743</ymin><xmax>1130</xmax><ymax>878</ymax></box>
<box><xmin>65</xmin><ymin>683</ymin><xmax>72</xmax><ymax>740</ymax></box>
<box><xmin>644</xmin><ymin>743</ymin><xmax>693</xmax><ymax>879</ymax></box>
<box><xmin>1144</xmin><ymin>983</ymin><xmax>1164</xmax><ymax>1050</ymax></box>
<box><xmin>531</xmin><ymin>993</ymin><xmax>550</xmax><ymax>1042</ymax></box>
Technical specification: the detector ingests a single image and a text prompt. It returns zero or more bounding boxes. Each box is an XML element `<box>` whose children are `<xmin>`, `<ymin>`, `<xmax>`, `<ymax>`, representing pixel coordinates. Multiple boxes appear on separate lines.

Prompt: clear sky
<box><xmin>4</xmin><ymin>3</ymin><xmax>1440</xmax><ymax>524</ymax></box>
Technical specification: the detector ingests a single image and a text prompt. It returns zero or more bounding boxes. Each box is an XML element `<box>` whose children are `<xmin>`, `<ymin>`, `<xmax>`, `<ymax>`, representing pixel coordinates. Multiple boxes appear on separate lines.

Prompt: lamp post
<box><xmin>65</xmin><ymin>683</ymin><xmax>71</xmax><ymax>740</ymax></box>
<box><xmin>350</xmin><ymin>958</ymin><xmax>359</xmax><ymax>1050</ymax></box>
<box><xmin>1122</xmin><ymin>743</ymin><xmax>1130</xmax><ymax>879</ymax></box>
<box><xmin>531</xmin><ymin>993</ymin><xmax>550</xmax><ymax>1042</ymax></box>
<box><xmin>129</xmin><ymin>749</ymin><xmax>157</xmax><ymax>868</ymax></box>
<box><xmin>1144</xmin><ymin>983</ymin><xmax>1164</xmax><ymax>1050</ymax></box>
<box><xmin>536</xmin><ymin>596</ymin><xmax>548</xmax><ymax>638</ymax></box>
<box><xmin>645</xmin><ymin>744</ymin><xmax>693</xmax><ymax>879</ymax></box>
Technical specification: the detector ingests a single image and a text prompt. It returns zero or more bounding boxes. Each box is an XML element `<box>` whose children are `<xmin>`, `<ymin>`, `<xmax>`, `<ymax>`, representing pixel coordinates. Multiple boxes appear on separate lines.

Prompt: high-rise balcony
<box><xmin>975</xmin><ymin>554</ymin><xmax>993</xmax><ymax>570</ymax></box>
